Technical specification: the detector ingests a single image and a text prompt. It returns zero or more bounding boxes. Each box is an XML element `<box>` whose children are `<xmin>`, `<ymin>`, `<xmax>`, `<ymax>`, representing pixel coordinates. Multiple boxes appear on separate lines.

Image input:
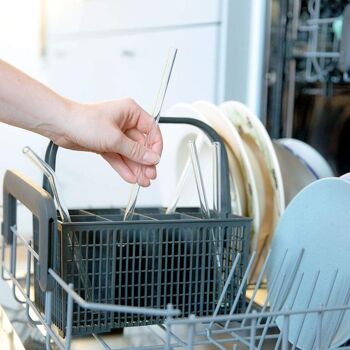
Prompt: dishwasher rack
<box><xmin>2</xmin><ymin>116</ymin><xmax>350</xmax><ymax>349</ymax></box>
<box><xmin>2</xmin><ymin>226</ymin><xmax>350</xmax><ymax>350</ymax></box>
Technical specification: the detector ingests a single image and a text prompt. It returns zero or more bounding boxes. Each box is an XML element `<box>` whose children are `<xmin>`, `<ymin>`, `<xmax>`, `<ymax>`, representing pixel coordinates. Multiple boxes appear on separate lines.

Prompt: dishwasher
<box><xmin>1</xmin><ymin>117</ymin><xmax>350</xmax><ymax>350</ymax></box>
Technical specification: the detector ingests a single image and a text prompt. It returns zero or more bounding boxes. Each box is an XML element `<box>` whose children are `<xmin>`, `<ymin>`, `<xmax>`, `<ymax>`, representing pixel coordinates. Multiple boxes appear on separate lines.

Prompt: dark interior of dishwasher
<box><xmin>266</xmin><ymin>0</ymin><xmax>350</xmax><ymax>175</ymax></box>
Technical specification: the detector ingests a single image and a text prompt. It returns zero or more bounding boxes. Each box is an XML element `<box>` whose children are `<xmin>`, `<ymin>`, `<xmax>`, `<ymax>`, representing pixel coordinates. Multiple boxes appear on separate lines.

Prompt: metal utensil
<box><xmin>123</xmin><ymin>47</ymin><xmax>178</xmax><ymax>221</ymax></box>
<box><xmin>23</xmin><ymin>146</ymin><xmax>92</xmax><ymax>300</ymax></box>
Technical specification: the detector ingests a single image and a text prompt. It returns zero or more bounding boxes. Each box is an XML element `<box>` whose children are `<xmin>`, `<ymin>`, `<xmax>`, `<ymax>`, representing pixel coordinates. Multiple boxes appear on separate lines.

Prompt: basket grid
<box><xmin>33</xmin><ymin>208</ymin><xmax>249</xmax><ymax>336</ymax></box>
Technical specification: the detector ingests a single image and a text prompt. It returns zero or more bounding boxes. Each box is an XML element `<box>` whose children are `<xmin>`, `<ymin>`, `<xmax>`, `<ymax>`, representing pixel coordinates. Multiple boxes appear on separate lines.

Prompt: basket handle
<box><xmin>2</xmin><ymin>169</ymin><xmax>57</xmax><ymax>292</ymax></box>
<box><xmin>43</xmin><ymin>116</ymin><xmax>232</xmax><ymax>215</ymax></box>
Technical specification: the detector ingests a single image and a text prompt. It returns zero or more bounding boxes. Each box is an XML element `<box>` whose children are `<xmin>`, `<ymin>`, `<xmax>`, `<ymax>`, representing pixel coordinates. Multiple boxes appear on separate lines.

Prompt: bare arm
<box><xmin>0</xmin><ymin>59</ymin><xmax>162</xmax><ymax>186</ymax></box>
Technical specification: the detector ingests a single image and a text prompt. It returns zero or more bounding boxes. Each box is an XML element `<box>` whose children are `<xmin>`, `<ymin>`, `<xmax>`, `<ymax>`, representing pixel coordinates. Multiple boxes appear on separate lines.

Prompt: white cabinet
<box><xmin>47</xmin><ymin>0</ymin><xmax>221</xmax><ymax>36</ymax></box>
<box><xmin>46</xmin><ymin>26</ymin><xmax>219</xmax><ymax>108</ymax></box>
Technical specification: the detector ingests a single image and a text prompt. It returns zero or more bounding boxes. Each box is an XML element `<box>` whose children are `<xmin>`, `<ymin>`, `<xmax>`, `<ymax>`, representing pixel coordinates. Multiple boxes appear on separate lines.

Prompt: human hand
<box><xmin>54</xmin><ymin>98</ymin><xmax>162</xmax><ymax>187</ymax></box>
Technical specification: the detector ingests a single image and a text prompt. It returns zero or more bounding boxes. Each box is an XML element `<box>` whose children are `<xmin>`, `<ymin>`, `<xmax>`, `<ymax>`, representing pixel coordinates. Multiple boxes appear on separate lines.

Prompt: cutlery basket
<box><xmin>2</xmin><ymin>117</ymin><xmax>251</xmax><ymax>337</ymax></box>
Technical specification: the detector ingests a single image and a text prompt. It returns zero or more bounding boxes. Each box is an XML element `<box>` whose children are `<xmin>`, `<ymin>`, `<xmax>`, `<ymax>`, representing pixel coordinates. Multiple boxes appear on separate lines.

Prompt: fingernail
<box><xmin>142</xmin><ymin>151</ymin><xmax>160</xmax><ymax>164</ymax></box>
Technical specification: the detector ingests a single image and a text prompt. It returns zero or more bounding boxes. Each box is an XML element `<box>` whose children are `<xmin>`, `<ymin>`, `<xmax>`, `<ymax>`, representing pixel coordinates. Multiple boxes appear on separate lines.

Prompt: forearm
<box><xmin>0</xmin><ymin>59</ymin><xmax>74</xmax><ymax>140</ymax></box>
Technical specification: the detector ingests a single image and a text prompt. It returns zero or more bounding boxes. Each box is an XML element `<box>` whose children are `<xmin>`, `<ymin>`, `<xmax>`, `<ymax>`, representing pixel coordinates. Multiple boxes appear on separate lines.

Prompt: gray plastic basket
<box><xmin>3</xmin><ymin>117</ymin><xmax>251</xmax><ymax>337</ymax></box>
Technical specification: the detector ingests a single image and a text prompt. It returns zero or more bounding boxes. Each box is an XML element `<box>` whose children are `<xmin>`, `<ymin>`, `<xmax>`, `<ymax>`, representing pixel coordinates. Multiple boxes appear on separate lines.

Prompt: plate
<box><xmin>340</xmin><ymin>173</ymin><xmax>350</xmax><ymax>181</ymax></box>
<box><xmin>273</xmin><ymin>141</ymin><xmax>317</xmax><ymax>206</ymax></box>
<box><xmin>193</xmin><ymin>101</ymin><xmax>260</xmax><ymax>242</ymax></box>
<box><xmin>267</xmin><ymin>177</ymin><xmax>350</xmax><ymax>349</ymax></box>
<box><xmin>220</xmin><ymin>101</ymin><xmax>279</xmax><ymax>276</ymax></box>
<box><xmin>278</xmin><ymin>138</ymin><xmax>334</xmax><ymax>179</ymax></box>
<box><xmin>220</xmin><ymin>101</ymin><xmax>285</xmax><ymax>217</ymax></box>
<box><xmin>165</xmin><ymin>103</ymin><xmax>243</xmax><ymax>215</ymax></box>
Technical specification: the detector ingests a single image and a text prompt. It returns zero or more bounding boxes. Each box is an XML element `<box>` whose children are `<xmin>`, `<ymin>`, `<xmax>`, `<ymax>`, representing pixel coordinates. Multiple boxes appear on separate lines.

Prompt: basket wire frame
<box><xmin>32</xmin><ymin>207</ymin><xmax>250</xmax><ymax>337</ymax></box>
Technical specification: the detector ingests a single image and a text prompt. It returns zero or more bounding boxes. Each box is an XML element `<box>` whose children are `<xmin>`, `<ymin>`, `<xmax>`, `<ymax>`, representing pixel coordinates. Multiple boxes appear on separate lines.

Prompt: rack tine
<box><xmin>281</xmin><ymin>312</ymin><xmax>290</xmax><ymax>350</ymax></box>
<box><xmin>292</xmin><ymin>270</ymin><xmax>320</xmax><ymax>350</ymax></box>
<box><xmin>256</xmin><ymin>249</ymin><xmax>289</xmax><ymax>324</ymax></box>
<box><xmin>44</xmin><ymin>291</ymin><xmax>53</xmax><ymax>350</ymax></box>
<box><xmin>208</xmin><ymin>253</ymin><xmax>241</xmax><ymax>329</ymax></box>
<box><xmin>276</xmin><ymin>249</ymin><xmax>305</xmax><ymax>310</ymax></box>
<box><xmin>241</xmin><ymin>250</ymin><xmax>273</xmax><ymax>328</ymax></box>
<box><xmin>206</xmin><ymin>329</ymin><xmax>227</xmax><ymax>350</ymax></box>
<box><xmin>186</xmin><ymin>315</ymin><xmax>196</xmax><ymax>350</ymax></box>
<box><xmin>249</xmin><ymin>311</ymin><xmax>257</xmax><ymax>350</ymax></box>
<box><xmin>273</xmin><ymin>274</ymin><xmax>305</xmax><ymax>350</ymax></box>
<box><xmin>271</xmin><ymin>272</ymin><xmax>305</xmax><ymax>326</ymax></box>
<box><xmin>256</xmin><ymin>273</ymin><xmax>288</xmax><ymax>349</ymax></box>
<box><xmin>25</xmin><ymin>239</ymin><xmax>40</xmax><ymax>326</ymax></box>
<box><xmin>224</xmin><ymin>251</ymin><xmax>257</xmax><ymax>328</ymax></box>
<box><xmin>326</xmin><ymin>285</ymin><xmax>350</xmax><ymax>349</ymax></box>
<box><xmin>314</xmin><ymin>307</ymin><xmax>324</xmax><ymax>350</ymax></box>
<box><xmin>65</xmin><ymin>284</ymin><xmax>74</xmax><ymax>350</ymax></box>
<box><xmin>310</xmin><ymin>269</ymin><xmax>339</xmax><ymax>350</ymax></box>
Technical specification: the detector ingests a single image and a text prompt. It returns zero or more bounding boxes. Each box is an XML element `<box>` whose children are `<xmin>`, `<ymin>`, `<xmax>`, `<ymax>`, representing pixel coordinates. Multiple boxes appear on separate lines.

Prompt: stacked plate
<box><xmin>164</xmin><ymin>100</ymin><xmax>334</xmax><ymax>261</ymax></box>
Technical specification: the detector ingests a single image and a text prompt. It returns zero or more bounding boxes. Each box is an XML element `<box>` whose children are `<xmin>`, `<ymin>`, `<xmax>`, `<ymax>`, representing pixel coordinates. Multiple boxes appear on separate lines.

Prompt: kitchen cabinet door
<box><xmin>46</xmin><ymin>25</ymin><xmax>219</xmax><ymax>108</ymax></box>
<box><xmin>46</xmin><ymin>0</ymin><xmax>221</xmax><ymax>36</ymax></box>
<box><xmin>45</xmin><ymin>26</ymin><xmax>219</xmax><ymax>208</ymax></box>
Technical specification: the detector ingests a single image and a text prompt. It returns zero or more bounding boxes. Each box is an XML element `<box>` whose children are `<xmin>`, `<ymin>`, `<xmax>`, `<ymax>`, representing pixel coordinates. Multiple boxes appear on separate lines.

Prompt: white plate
<box><xmin>278</xmin><ymin>138</ymin><xmax>334</xmax><ymax>179</ymax></box>
<box><xmin>165</xmin><ymin>103</ymin><xmax>243</xmax><ymax>215</ymax></box>
<box><xmin>273</xmin><ymin>141</ymin><xmax>317</xmax><ymax>206</ymax></box>
<box><xmin>193</xmin><ymin>101</ymin><xmax>260</xmax><ymax>247</ymax></box>
<box><xmin>220</xmin><ymin>101</ymin><xmax>279</xmax><ymax>275</ymax></box>
<box><xmin>340</xmin><ymin>173</ymin><xmax>350</xmax><ymax>181</ymax></box>
<box><xmin>220</xmin><ymin>101</ymin><xmax>285</xmax><ymax>217</ymax></box>
<box><xmin>267</xmin><ymin>177</ymin><xmax>350</xmax><ymax>349</ymax></box>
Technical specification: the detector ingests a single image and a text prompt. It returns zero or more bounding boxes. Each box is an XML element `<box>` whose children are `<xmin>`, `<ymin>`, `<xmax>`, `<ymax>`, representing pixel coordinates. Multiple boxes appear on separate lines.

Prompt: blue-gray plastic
<box><xmin>3</xmin><ymin>169</ymin><xmax>57</xmax><ymax>292</ymax></box>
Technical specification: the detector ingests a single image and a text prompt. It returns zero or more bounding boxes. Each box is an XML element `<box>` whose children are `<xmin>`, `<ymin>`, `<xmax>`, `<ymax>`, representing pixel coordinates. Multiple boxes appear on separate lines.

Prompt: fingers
<box><xmin>115</xmin><ymin>131</ymin><xmax>160</xmax><ymax>166</ymax></box>
<box><xmin>123</xmin><ymin>128</ymin><xmax>157</xmax><ymax>183</ymax></box>
<box><xmin>121</xmin><ymin>98</ymin><xmax>154</xmax><ymax>133</ymax></box>
<box><xmin>119</xmin><ymin>98</ymin><xmax>163</xmax><ymax>154</ymax></box>
<box><xmin>125</xmin><ymin>127</ymin><xmax>162</xmax><ymax>158</ymax></box>
<box><xmin>102</xmin><ymin>153</ymin><xmax>137</xmax><ymax>184</ymax></box>
<box><xmin>102</xmin><ymin>153</ymin><xmax>156</xmax><ymax>187</ymax></box>
<box><xmin>100</xmin><ymin>98</ymin><xmax>163</xmax><ymax>185</ymax></box>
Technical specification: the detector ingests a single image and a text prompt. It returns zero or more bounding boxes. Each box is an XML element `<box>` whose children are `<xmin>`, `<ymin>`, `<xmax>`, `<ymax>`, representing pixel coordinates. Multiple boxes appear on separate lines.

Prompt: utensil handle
<box><xmin>43</xmin><ymin>116</ymin><xmax>232</xmax><ymax>216</ymax></box>
<box><xmin>2</xmin><ymin>169</ymin><xmax>57</xmax><ymax>292</ymax></box>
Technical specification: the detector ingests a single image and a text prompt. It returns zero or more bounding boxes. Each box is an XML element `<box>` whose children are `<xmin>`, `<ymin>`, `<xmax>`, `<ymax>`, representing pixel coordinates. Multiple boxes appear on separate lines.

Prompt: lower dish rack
<box><xmin>2</xmin><ymin>221</ymin><xmax>350</xmax><ymax>350</ymax></box>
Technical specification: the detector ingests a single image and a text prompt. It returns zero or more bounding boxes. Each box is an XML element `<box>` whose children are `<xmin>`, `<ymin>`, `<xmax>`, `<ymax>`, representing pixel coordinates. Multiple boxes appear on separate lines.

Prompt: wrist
<box><xmin>36</xmin><ymin>98</ymin><xmax>81</xmax><ymax>143</ymax></box>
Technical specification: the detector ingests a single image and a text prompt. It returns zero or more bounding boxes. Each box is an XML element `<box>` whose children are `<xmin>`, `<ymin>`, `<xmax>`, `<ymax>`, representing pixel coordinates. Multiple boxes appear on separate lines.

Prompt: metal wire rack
<box><xmin>2</xmin><ymin>224</ymin><xmax>350</xmax><ymax>350</ymax></box>
<box><xmin>292</xmin><ymin>0</ymin><xmax>350</xmax><ymax>83</ymax></box>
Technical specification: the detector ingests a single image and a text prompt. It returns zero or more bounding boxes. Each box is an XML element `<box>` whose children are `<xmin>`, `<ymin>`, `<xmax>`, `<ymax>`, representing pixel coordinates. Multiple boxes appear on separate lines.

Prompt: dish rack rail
<box><xmin>1</xmin><ymin>117</ymin><xmax>350</xmax><ymax>349</ymax></box>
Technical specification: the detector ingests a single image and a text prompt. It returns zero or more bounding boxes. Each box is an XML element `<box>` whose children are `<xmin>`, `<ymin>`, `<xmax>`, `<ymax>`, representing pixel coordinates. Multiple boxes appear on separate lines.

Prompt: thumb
<box><xmin>116</xmin><ymin>133</ymin><xmax>160</xmax><ymax>165</ymax></box>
